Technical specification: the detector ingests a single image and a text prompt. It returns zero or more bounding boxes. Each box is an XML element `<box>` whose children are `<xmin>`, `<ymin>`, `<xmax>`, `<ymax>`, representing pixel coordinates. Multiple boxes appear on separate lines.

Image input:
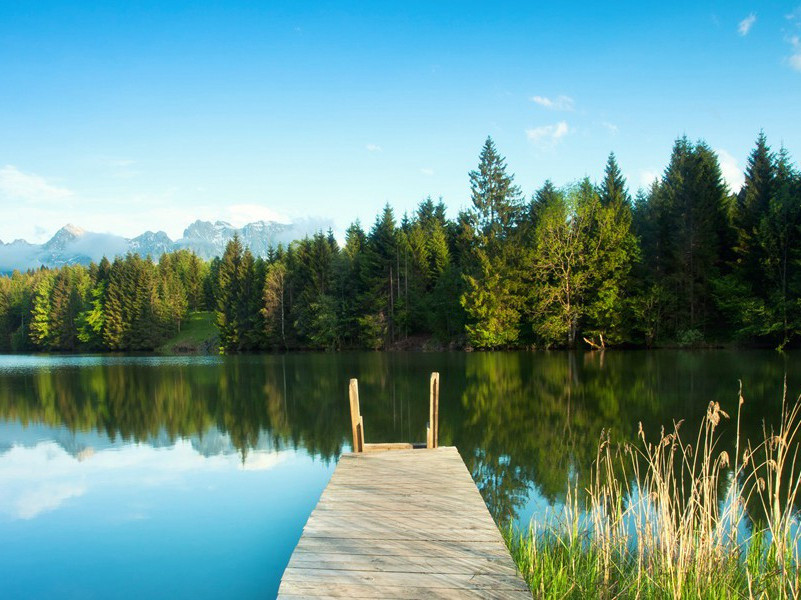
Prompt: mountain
<box><xmin>0</xmin><ymin>217</ymin><xmax>330</xmax><ymax>273</ymax></box>
<box><xmin>130</xmin><ymin>230</ymin><xmax>173</xmax><ymax>257</ymax></box>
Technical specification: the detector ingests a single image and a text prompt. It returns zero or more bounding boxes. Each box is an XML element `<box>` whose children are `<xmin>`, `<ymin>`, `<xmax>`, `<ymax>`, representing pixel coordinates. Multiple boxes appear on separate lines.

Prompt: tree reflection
<box><xmin>0</xmin><ymin>351</ymin><xmax>796</xmax><ymax>523</ymax></box>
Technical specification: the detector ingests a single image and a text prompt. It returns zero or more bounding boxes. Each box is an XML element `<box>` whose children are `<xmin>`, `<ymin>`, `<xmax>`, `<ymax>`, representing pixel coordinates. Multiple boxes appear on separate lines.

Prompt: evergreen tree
<box><xmin>216</xmin><ymin>236</ymin><xmax>261</xmax><ymax>352</ymax></box>
<box><xmin>339</xmin><ymin>222</ymin><xmax>368</xmax><ymax>346</ymax></box>
<box><xmin>364</xmin><ymin>205</ymin><xmax>398</xmax><ymax>347</ymax></box>
<box><xmin>735</xmin><ymin>131</ymin><xmax>775</xmax><ymax>285</ymax></box>
<box><xmin>29</xmin><ymin>273</ymin><xmax>54</xmax><ymax>348</ymax></box>
<box><xmin>467</xmin><ymin>137</ymin><xmax>523</xmax><ymax>237</ymax></box>
<box><xmin>643</xmin><ymin>137</ymin><xmax>731</xmax><ymax>341</ymax></box>
<box><xmin>262</xmin><ymin>260</ymin><xmax>288</xmax><ymax>348</ymax></box>
<box><xmin>717</xmin><ymin>141</ymin><xmax>801</xmax><ymax>347</ymax></box>
<box><xmin>103</xmin><ymin>258</ymin><xmax>127</xmax><ymax>350</ymax></box>
<box><xmin>461</xmin><ymin>137</ymin><xmax>524</xmax><ymax>348</ymax></box>
<box><xmin>599</xmin><ymin>152</ymin><xmax>630</xmax><ymax>207</ymax></box>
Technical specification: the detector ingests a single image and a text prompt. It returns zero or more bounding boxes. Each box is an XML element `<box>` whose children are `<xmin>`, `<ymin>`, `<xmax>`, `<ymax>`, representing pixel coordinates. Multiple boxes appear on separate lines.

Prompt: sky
<box><xmin>0</xmin><ymin>1</ymin><xmax>800</xmax><ymax>243</ymax></box>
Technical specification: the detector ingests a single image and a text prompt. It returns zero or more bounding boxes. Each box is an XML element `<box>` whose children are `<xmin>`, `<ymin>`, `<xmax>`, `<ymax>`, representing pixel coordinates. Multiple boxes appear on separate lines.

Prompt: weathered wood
<box><xmin>279</xmin><ymin>582</ymin><xmax>527</xmax><ymax>599</ymax></box>
<box><xmin>363</xmin><ymin>442</ymin><xmax>414</xmax><ymax>452</ymax></box>
<box><xmin>349</xmin><ymin>379</ymin><xmax>362</xmax><ymax>452</ymax></box>
<box><xmin>430</xmin><ymin>371</ymin><xmax>440</xmax><ymax>449</ymax></box>
<box><xmin>286</xmin><ymin>552</ymin><xmax>520</xmax><ymax>575</ymax></box>
<box><xmin>278</xmin><ymin>447</ymin><xmax>529</xmax><ymax>598</ymax></box>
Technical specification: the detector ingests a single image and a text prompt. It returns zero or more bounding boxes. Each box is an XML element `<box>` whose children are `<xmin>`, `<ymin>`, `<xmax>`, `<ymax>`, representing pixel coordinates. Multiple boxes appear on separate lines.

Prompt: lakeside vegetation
<box><xmin>505</xmin><ymin>389</ymin><xmax>801</xmax><ymax>599</ymax></box>
<box><xmin>0</xmin><ymin>132</ymin><xmax>800</xmax><ymax>353</ymax></box>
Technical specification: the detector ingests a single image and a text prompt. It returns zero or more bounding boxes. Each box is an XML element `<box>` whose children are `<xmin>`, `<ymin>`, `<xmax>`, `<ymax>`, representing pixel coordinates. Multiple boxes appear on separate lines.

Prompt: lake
<box><xmin>0</xmin><ymin>351</ymin><xmax>798</xmax><ymax>598</ymax></box>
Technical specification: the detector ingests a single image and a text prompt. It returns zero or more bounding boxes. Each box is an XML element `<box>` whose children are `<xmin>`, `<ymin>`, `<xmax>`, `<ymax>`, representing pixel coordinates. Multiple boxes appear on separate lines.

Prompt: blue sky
<box><xmin>0</xmin><ymin>1</ymin><xmax>799</xmax><ymax>242</ymax></box>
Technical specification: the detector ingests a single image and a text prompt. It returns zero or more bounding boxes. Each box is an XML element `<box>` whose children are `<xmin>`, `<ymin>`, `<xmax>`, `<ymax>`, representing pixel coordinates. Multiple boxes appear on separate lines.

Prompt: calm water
<box><xmin>1</xmin><ymin>351</ymin><xmax>799</xmax><ymax>598</ymax></box>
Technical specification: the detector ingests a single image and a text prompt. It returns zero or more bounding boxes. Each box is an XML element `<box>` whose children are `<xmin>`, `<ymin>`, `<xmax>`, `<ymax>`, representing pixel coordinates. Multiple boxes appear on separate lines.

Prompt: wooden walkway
<box><xmin>277</xmin><ymin>447</ymin><xmax>530</xmax><ymax>599</ymax></box>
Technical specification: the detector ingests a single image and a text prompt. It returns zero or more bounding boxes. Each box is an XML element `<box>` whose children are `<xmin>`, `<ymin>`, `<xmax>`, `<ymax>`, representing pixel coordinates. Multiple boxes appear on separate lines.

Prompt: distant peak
<box><xmin>60</xmin><ymin>223</ymin><xmax>85</xmax><ymax>236</ymax></box>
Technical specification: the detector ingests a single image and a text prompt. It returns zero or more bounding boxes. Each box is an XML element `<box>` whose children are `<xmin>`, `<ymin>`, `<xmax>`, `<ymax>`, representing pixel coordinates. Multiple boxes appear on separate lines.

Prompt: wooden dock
<box><xmin>277</xmin><ymin>375</ymin><xmax>530</xmax><ymax>599</ymax></box>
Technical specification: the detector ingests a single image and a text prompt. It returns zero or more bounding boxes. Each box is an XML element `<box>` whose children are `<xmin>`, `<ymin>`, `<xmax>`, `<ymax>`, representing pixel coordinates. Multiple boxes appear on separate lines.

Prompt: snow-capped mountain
<box><xmin>0</xmin><ymin>217</ymin><xmax>328</xmax><ymax>273</ymax></box>
<box><xmin>129</xmin><ymin>230</ymin><xmax>173</xmax><ymax>258</ymax></box>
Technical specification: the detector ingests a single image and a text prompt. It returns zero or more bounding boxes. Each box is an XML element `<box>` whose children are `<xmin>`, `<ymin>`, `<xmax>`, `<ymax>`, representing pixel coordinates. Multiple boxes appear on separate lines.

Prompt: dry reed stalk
<box><xmin>507</xmin><ymin>383</ymin><xmax>801</xmax><ymax>599</ymax></box>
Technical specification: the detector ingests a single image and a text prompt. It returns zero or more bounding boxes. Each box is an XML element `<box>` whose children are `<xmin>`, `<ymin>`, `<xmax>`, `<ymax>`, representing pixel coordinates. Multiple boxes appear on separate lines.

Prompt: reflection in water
<box><xmin>0</xmin><ymin>350</ymin><xmax>796</xmax><ymax>528</ymax></box>
<box><xmin>0</xmin><ymin>352</ymin><xmax>798</xmax><ymax>597</ymax></box>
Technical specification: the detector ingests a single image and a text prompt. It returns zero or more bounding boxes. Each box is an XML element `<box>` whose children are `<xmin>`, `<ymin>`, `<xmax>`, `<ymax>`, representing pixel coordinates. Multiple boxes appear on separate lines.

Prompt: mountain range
<box><xmin>0</xmin><ymin>218</ymin><xmax>330</xmax><ymax>273</ymax></box>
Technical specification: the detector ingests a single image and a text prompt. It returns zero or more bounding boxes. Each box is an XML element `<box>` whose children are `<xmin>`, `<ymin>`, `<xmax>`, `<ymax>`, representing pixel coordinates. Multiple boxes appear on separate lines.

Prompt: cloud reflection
<box><xmin>0</xmin><ymin>438</ymin><xmax>289</xmax><ymax>521</ymax></box>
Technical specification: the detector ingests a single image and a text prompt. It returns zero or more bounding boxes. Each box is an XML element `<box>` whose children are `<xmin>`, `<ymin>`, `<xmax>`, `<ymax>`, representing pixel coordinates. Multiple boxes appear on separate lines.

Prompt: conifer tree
<box><xmin>29</xmin><ymin>273</ymin><xmax>54</xmax><ymax>348</ymax></box>
<box><xmin>736</xmin><ymin>131</ymin><xmax>775</xmax><ymax>281</ymax></box>
<box><xmin>262</xmin><ymin>260</ymin><xmax>287</xmax><ymax>348</ymax></box>
<box><xmin>103</xmin><ymin>259</ymin><xmax>127</xmax><ymax>350</ymax></box>
<box><xmin>363</xmin><ymin>205</ymin><xmax>398</xmax><ymax>346</ymax></box>
<box><xmin>599</xmin><ymin>152</ymin><xmax>630</xmax><ymax>207</ymax></box>
<box><xmin>468</xmin><ymin>137</ymin><xmax>523</xmax><ymax>238</ymax></box>
<box><xmin>461</xmin><ymin>137</ymin><xmax>523</xmax><ymax>348</ymax></box>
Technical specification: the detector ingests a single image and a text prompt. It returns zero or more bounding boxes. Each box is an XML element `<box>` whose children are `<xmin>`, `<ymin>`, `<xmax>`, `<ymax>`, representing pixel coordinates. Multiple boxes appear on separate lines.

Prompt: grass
<box><xmin>505</xmin><ymin>383</ymin><xmax>801</xmax><ymax>599</ymax></box>
<box><xmin>157</xmin><ymin>311</ymin><xmax>218</xmax><ymax>354</ymax></box>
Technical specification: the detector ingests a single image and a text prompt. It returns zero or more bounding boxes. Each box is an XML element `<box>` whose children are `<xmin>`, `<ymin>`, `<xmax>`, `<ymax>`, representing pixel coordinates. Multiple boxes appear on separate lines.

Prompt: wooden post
<box><xmin>429</xmin><ymin>372</ymin><xmax>439</xmax><ymax>449</ymax></box>
<box><xmin>349</xmin><ymin>378</ymin><xmax>363</xmax><ymax>452</ymax></box>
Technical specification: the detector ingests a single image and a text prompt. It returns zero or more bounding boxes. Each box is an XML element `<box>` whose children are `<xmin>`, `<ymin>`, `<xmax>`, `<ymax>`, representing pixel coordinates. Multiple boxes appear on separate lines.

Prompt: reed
<box><xmin>505</xmin><ymin>383</ymin><xmax>801</xmax><ymax>599</ymax></box>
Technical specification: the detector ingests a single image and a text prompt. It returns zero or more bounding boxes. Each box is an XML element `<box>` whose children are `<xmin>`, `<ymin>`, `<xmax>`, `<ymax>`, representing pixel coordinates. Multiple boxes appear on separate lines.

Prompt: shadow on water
<box><xmin>0</xmin><ymin>350</ymin><xmax>798</xmax><ymax>525</ymax></box>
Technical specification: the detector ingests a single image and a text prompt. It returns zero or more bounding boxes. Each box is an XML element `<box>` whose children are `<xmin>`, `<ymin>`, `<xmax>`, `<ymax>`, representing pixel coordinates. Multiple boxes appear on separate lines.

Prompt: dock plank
<box><xmin>277</xmin><ymin>447</ymin><xmax>529</xmax><ymax>599</ymax></box>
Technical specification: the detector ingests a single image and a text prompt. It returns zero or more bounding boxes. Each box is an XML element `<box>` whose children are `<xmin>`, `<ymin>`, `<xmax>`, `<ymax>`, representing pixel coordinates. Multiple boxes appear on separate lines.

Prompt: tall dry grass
<box><xmin>506</xmin><ymin>383</ymin><xmax>801</xmax><ymax>599</ymax></box>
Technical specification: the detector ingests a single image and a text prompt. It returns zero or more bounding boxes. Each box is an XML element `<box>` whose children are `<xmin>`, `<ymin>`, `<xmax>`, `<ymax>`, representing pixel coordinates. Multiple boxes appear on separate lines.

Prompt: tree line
<box><xmin>1</xmin><ymin>132</ymin><xmax>799</xmax><ymax>352</ymax></box>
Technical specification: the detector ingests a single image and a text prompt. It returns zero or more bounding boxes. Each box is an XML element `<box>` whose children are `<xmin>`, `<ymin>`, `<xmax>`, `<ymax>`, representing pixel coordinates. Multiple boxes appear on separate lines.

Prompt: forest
<box><xmin>0</xmin><ymin>132</ymin><xmax>799</xmax><ymax>353</ymax></box>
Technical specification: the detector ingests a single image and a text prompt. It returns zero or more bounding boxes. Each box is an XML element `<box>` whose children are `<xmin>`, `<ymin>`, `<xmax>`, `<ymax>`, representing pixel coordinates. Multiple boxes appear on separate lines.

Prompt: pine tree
<box><xmin>339</xmin><ymin>222</ymin><xmax>368</xmax><ymax>346</ymax></box>
<box><xmin>717</xmin><ymin>141</ymin><xmax>801</xmax><ymax>347</ymax></box>
<box><xmin>529</xmin><ymin>180</ymin><xmax>560</xmax><ymax>227</ymax></box>
<box><xmin>736</xmin><ymin>131</ymin><xmax>775</xmax><ymax>283</ymax></box>
<box><xmin>468</xmin><ymin>137</ymin><xmax>523</xmax><ymax>238</ymax></box>
<box><xmin>461</xmin><ymin>248</ymin><xmax>521</xmax><ymax>348</ymax></box>
<box><xmin>29</xmin><ymin>273</ymin><xmax>54</xmax><ymax>348</ymax></box>
<box><xmin>216</xmin><ymin>236</ymin><xmax>261</xmax><ymax>351</ymax></box>
<box><xmin>641</xmin><ymin>137</ymin><xmax>731</xmax><ymax>340</ymax></box>
<box><xmin>599</xmin><ymin>152</ymin><xmax>630</xmax><ymax>207</ymax></box>
<box><xmin>262</xmin><ymin>260</ymin><xmax>288</xmax><ymax>348</ymax></box>
<box><xmin>461</xmin><ymin>137</ymin><xmax>524</xmax><ymax>348</ymax></box>
<box><xmin>364</xmin><ymin>205</ymin><xmax>398</xmax><ymax>346</ymax></box>
<box><xmin>103</xmin><ymin>258</ymin><xmax>127</xmax><ymax>350</ymax></box>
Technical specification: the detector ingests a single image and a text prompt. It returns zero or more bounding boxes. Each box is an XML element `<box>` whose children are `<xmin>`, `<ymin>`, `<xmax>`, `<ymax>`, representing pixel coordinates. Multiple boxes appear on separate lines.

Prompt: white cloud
<box><xmin>788</xmin><ymin>35</ymin><xmax>801</xmax><ymax>71</ymax></box>
<box><xmin>0</xmin><ymin>165</ymin><xmax>74</xmax><ymax>204</ymax></box>
<box><xmin>0</xmin><ymin>439</ymin><xmax>296</xmax><ymax>521</ymax></box>
<box><xmin>530</xmin><ymin>95</ymin><xmax>575</xmax><ymax>111</ymax></box>
<box><xmin>365</xmin><ymin>143</ymin><xmax>382</xmax><ymax>152</ymax></box>
<box><xmin>639</xmin><ymin>169</ymin><xmax>660</xmax><ymax>187</ymax></box>
<box><xmin>419</xmin><ymin>168</ymin><xmax>434</xmax><ymax>176</ymax></box>
<box><xmin>525</xmin><ymin>121</ymin><xmax>570</xmax><ymax>146</ymax></box>
<box><xmin>240</xmin><ymin>451</ymin><xmax>287</xmax><ymax>471</ymax></box>
<box><xmin>716</xmin><ymin>148</ymin><xmax>745</xmax><ymax>193</ymax></box>
<box><xmin>225</xmin><ymin>203</ymin><xmax>291</xmax><ymax>226</ymax></box>
<box><xmin>602</xmin><ymin>121</ymin><xmax>619</xmax><ymax>135</ymax></box>
<box><xmin>15</xmin><ymin>483</ymin><xmax>86</xmax><ymax>519</ymax></box>
<box><xmin>738</xmin><ymin>13</ymin><xmax>756</xmax><ymax>36</ymax></box>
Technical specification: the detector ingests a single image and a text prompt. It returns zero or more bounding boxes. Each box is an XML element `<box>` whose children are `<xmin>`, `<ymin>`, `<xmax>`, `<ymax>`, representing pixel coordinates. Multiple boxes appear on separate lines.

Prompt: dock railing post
<box><xmin>428</xmin><ymin>372</ymin><xmax>439</xmax><ymax>449</ymax></box>
<box><xmin>349</xmin><ymin>378</ymin><xmax>364</xmax><ymax>452</ymax></box>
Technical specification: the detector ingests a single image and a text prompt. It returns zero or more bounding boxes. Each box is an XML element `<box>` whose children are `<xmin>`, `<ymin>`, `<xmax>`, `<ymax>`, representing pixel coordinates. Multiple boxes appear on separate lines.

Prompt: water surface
<box><xmin>0</xmin><ymin>351</ymin><xmax>797</xmax><ymax>598</ymax></box>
